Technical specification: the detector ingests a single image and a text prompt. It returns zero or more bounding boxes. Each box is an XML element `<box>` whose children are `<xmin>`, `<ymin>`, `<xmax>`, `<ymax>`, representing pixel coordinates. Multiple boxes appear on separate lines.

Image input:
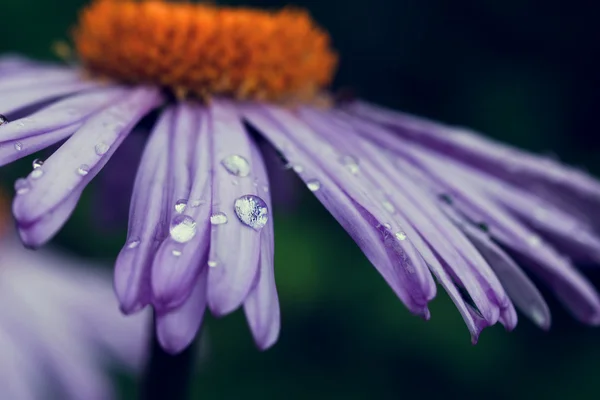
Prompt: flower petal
<box><xmin>206</xmin><ymin>101</ymin><xmax>262</xmax><ymax>316</ymax></box>
<box><xmin>243</xmin><ymin>141</ymin><xmax>280</xmax><ymax>350</ymax></box>
<box><xmin>241</xmin><ymin>105</ymin><xmax>433</xmax><ymax>315</ymax></box>
<box><xmin>115</xmin><ymin>108</ymin><xmax>172</xmax><ymax>313</ymax></box>
<box><xmin>156</xmin><ymin>268</ymin><xmax>208</xmax><ymax>355</ymax></box>
<box><xmin>152</xmin><ymin>104</ymin><xmax>212</xmax><ymax>310</ymax></box>
<box><xmin>13</xmin><ymin>87</ymin><xmax>162</xmax><ymax>226</ymax></box>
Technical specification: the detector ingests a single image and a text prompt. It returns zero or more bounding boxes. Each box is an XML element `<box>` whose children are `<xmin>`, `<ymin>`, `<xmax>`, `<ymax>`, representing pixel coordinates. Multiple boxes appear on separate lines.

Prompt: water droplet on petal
<box><xmin>14</xmin><ymin>178</ymin><xmax>30</xmax><ymax>195</ymax></box>
<box><xmin>32</xmin><ymin>159</ymin><xmax>44</xmax><ymax>169</ymax></box>
<box><xmin>77</xmin><ymin>164</ymin><xmax>90</xmax><ymax>176</ymax></box>
<box><xmin>210</xmin><ymin>212</ymin><xmax>228</xmax><ymax>225</ymax></box>
<box><xmin>221</xmin><ymin>155</ymin><xmax>251</xmax><ymax>177</ymax></box>
<box><xmin>234</xmin><ymin>195</ymin><xmax>269</xmax><ymax>230</ymax></box>
<box><xmin>340</xmin><ymin>155</ymin><xmax>360</xmax><ymax>175</ymax></box>
<box><xmin>292</xmin><ymin>165</ymin><xmax>304</xmax><ymax>173</ymax></box>
<box><xmin>528</xmin><ymin>235</ymin><xmax>541</xmax><ymax>247</ymax></box>
<box><xmin>307</xmin><ymin>180</ymin><xmax>321</xmax><ymax>192</ymax></box>
<box><xmin>95</xmin><ymin>142</ymin><xmax>110</xmax><ymax>155</ymax></box>
<box><xmin>191</xmin><ymin>199</ymin><xmax>205</xmax><ymax>208</ymax></box>
<box><xmin>263</xmin><ymin>185</ymin><xmax>269</xmax><ymax>193</ymax></box>
<box><xmin>383</xmin><ymin>223</ymin><xmax>392</xmax><ymax>230</ymax></box>
<box><xmin>395</xmin><ymin>231</ymin><xmax>407</xmax><ymax>241</ymax></box>
<box><xmin>232</xmin><ymin>179</ymin><xmax>239</xmax><ymax>186</ymax></box>
<box><xmin>172</xmin><ymin>250</ymin><xmax>182</xmax><ymax>257</ymax></box>
<box><xmin>0</xmin><ymin>114</ymin><xmax>8</xmax><ymax>126</ymax></box>
<box><xmin>169</xmin><ymin>215</ymin><xmax>197</xmax><ymax>243</ymax></box>
<box><xmin>126</xmin><ymin>238</ymin><xmax>140</xmax><ymax>249</ymax></box>
<box><xmin>30</xmin><ymin>169</ymin><xmax>43</xmax><ymax>180</ymax></box>
<box><xmin>174</xmin><ymin>199</ymin><xmax>187</xmax><ymax>213</ymax></box>
<box><xmin>382</xmin><ymin>200</ymin><xmax>396</xmax><ymax>214</ymax></box>
<box><xmin>14</xmin><ymin>142</ymin><xmax>23</xmax><ymax>151</ymax></box>
<box><xmin>208</xmin><ymin>260</ymin><xmax>218</xmax><ymax>268</ymax></box>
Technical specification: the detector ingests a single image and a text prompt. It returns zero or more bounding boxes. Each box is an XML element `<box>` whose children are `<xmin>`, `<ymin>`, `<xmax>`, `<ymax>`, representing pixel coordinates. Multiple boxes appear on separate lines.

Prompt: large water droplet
<box><xmin>126</xmin><ymin>238</ymin><xmax>141</xmax><ymax>249</ymax></box>
<box><xmin>14</xmin><ymin>142</ymin><xmax>23</xmax><ymax>151</ymax></box>
<box><xmin>32</xmin><ymin>159</ymin><xmax>44</xmax><ymax>170</ymax></box>
<box><xmin>30</xmin><ymin>169</ymin><xmax>43</xmax><ymax>180</ymax></box>
<box><xmin>210</xmin><ymin>212</ymin><xmax>228</xmax><ymax>225</ymax></box>
<box><xmin>395</xmin><ymin>231</ymin><xmax>407</xmax><ymax>241</ymax></box>
<box><xmin>170</xmin><ymin>215</ymin><xmax>197</xmax><ymax>243</ymax></box>
<box><xmin>208</xmin><ymin>260</ymin><xmax>218</xmax><ymax>268</ymax></box>
<box><xmin>95</xmin><ymin>142</ymin><xmax>110</xmax><ymax>156</ymax></box>
<box><xmin>234</xmin><ymin>195</ymin><xmax>269</xmax><ymax>230</ymax></box>
<box><xmin>77</xmin><ymin>164</ymin><xmax>90</xmax><ymax>176</ymax></box>
<box><xmin>174</xmin><ymin>199</ymin><xmax>187</xmax><ymax>214</ymax></box>
<box><xmin>14</xmin><ymin>178</ymin><xmax>30</xmax><ymax>195</ymax></box>
<box><xmin>307</xmin><ymin>180</ymin><xmax>321</xmax><ymax>192</ymax></box>
<box><xmin>221</xmin><ymin>155</ymin><xmax>251</xmax><ymax>177</ymax></box>
<box><xmin>340</xmin><ymin>155</ymin><xmax>360</xmax><ymax>175</ymax></box>
<box><xmin>0</xmin><ymin>114</ymin><xmax>8</xmax><ymax>126</ymax></box>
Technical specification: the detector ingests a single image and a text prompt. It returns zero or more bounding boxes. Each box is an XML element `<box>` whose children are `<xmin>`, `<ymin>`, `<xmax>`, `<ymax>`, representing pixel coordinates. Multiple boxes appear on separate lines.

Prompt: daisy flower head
<box><xmin>2</xmin><ymin>0</ymin><xmax>600</xmax><ymax>355</ymax></box>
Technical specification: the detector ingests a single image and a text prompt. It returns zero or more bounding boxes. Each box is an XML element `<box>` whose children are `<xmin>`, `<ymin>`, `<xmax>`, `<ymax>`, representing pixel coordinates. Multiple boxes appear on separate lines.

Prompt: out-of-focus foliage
<box><xmin>2</xmin><ymin>0</ymin><xmax>600</xmax><ymax>399</ymax></box>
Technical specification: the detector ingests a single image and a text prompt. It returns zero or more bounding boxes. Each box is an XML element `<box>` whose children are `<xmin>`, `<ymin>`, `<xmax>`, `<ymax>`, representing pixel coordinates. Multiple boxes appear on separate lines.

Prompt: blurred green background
<box><xmin>3</xmin><ymin>0</ymin><xmax>600</xmax><ymax>399</ymax></box>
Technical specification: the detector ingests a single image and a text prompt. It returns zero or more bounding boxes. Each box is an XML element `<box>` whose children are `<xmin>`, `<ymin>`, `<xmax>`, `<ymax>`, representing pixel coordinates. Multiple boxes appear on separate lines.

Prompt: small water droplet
<box><xmin>208</xmin><ymin>260</ymin><xmax>218</xmax><ymax>268</ymax></box>
<box><xmin>528</xmin><ymin>235</ymin><xmax>541</xmax><ymax>247</ymax></box>
<box><xmin>307</xmin><ymin>180</ymin><xmax>321</xmax><ymax>192</ymax></box>
<box><xmin>292</xmin><ymin>164</ymin><xmax>304</xmax><ymax>173</ymax></box>
<box><xmin>231</xmin><ymin>179</ymin><xmax>239</xmax><ymax>186</ymax></box>
<box><xmin>169</xmin><ymin>215</ymin><xmax>197</xmax><ymax>243</ymax></box>
<box><xmin>172</xmin><ymin>250</ymin><xmax>182</xmax><ymax>257</ymax></box>
<box><xmin>95</xmin><ymin>142</ymin><xmax>110</xmax><ymax>155</ymax></box>
<box><xmin>14</xmin><ymin>142</ymin><xmax>23</xmax><ymax>151</ymax></box>
<box><xmin>30</xmin><ymin>169</ymin><xmax>43</xmax><ymax>180</ymax></box>
<box><xmin>221</xmin><ymin>155</ymin><xmax>251</xmax><ymax>177</ymax></box>
<box><xmin>382</xmin><ymin>200</ymin><xmax>396</xmax><ymax>214</ymax></box>
<box><xmin>0</xmin><ymin>114</ymin><xmax>8</xmax><ymax>126</ymax></box>
<box><xmin>77</xmin><ymin>164</ymin><xmax>90</xmax><ymax>176</ymax></box>
<box><xmin>531</xmin><ymin>308</ymin><xmax>546</xmax><ymax>327</ymax></box>
<box><xmin>14</xmin><ymin>178</ymin><xmax>30</xmax><ymax>195</ymax></box>
<box><xmin>383</xmin><ymin>223</ymin><xmax>392</xmax><ymax>230</ymax></box>
<box><xmin>263</xmin><ymin>185</ymin><xmax>269</xmax><ymax>193</ymax></box>
<box><xmin>395</xmin><ymin>231</ymin><xmax>407</xmax><ymax>241</ymax></box>
<box><xmin>234</xmin><ymin>195</ymin><xmax>269</xmax><ymax>230</ymax></box>
<box><xmin>174</xmin><ymin>199</ymin><xmax>187</xmax><ymax>213</ymax></box>
<box><xmin>32</xmin><ymin>159</ymin><xmax>44</xmax><ymax>169</ymax></box>
<box><xmin>191</xmin><ymin>199</ymin><xmax>206</xmax><ymax>207</ymax></box>
<box><xmin>210</xmin><ymin>212</ymin><xmax>228</xmax><ymax>225</ymax></box>
<box><xmin>126</xmin><ymin>238</ymin><xmax>140</xmax><ymax>249</ymax></box>
<box><xmin>340</xmin><ymin>155</ymin><xmax>360</xmax><ymax>175</ymax></box>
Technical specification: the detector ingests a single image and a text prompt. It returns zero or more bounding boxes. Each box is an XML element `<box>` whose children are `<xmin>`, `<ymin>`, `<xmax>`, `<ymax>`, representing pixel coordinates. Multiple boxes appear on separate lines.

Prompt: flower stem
<box><xmin>140</xmin><ymin>320</ymin><xmax>197</xmax><ymax>400</ymax></box>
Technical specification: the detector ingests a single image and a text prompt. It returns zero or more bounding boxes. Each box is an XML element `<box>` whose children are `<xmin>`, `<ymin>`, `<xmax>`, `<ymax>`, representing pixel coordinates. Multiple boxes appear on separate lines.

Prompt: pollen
<box><xmin>73</xmin><ymin>0</ymin><xmax>339</xmax><ymax>102</ymax></box>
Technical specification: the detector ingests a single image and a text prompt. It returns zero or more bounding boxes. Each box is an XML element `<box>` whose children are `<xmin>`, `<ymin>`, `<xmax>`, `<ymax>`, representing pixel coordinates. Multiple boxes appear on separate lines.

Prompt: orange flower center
<box><xmin>73</xmin><ymin>0</ymin><xmax>338</xmax><ymax>102</ymax></box>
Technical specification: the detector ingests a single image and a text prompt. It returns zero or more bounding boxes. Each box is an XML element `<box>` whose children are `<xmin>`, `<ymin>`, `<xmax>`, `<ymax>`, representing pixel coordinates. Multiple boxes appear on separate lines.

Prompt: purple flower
<box><xmin>2</xmin><ymin>0</ymin><xmax>600</xmax><ymax>354</ymax></box>
<box><xmin>0</xmin><ymin>231</ymin><xmax>150</xmax><ymax>399</ymax></box>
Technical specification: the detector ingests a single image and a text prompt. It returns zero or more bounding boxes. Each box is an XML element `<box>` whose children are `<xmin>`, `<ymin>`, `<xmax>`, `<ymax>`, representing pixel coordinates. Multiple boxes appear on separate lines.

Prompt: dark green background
<box><xmin>2</xmin><ymin>0</ymin><xmax>600</xmax><ymax>399</ymax></box>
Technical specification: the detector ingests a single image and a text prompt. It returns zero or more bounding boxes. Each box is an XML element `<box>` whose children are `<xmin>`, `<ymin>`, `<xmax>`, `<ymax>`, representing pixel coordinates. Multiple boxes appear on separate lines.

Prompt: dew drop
<box><xmin>234</xmin><ymin>195</ymin><xmax>269</xmax><ymax>230</ymax></box>
<box><xmin>208</xmin><ymin>260</ymin><xmax>218</xmax><ymax>268</ymax></box>
<box><xmin>30</xmin><ymin>169</ymin><xmax>44</xmax><ymax>180</ymax></box>
<box><xmin>95</xmin><ymin>142</ymin><xmax>110</xmax><ymax>156</ymax></box>
<box><xmin>382</xmin><ymin>200</ymin><xmax>396</xmax><ymax>214</ymax></box>
<box><xmin>14</xmin><ymin>142</ymin><xmax>23</xmax><ymax>151</ymax></box>
<box><xmin>340</xmin><ymin>155</ymin><xmax>360</xmax><ymax>175</ymax></box>
<box><xmin>221</xmin><ymin>155</ymin><xmax>251</xmax><ymax>177</ymax></box>
<box><xmin>210</xmin><ymin>212</ymin><xmax>228</xmax><ymax>225</ymax></box>
<box><xmin>263</xmin><ymin>185</ymin><xmax>270</xmax><ymax>193</ymax></box>
<box><xmin>395</xmin><ymin>231</ymin><xmax>407</xmax><ymax>241</ymax></box>
<box><xmin>292</xmin><ymin>164</ymin><xmax>304</xmax><ymax>173</ymax></box>
<box><xmin>0</xmin><ymin>114</ymin><xmax>8</xmax><ymax>126</ymax></box>
<box><xmin>191</xmin><ymin>199</ymin><xmax>205</xmax><ymax>208</ymax></box>
<box><xmin>169</xmin><ymin>215</ymin><xmax>197</xmax><ymax>243</ymax></box>
<box><xmin>32</xmin><ymin>159</ymin><xmax>44</xmax><ymax>169</ymax></box>
<box><xmin>172</xmin><ymin>250</ymin><xmax>182</xmax><ymax>257</ymax></box>
<box><xmin>126</xmin><ymin>238</ymin><xmax>140</xmax><ymax>249</ymax></box>
<box><xmin>77</xmin><ymin>164</ymin><xmax>90</xmax><ymax>176</ymax></box>
<box><xmin>307</xmin><ymin>180</ymin><xmax>321</xmax><ymax>192</ymax></box>
<box><xmin>14</xmin><ymin>178</ymin><xmax>30</xmax><ymax>195</ymax></box>
<box><xmin>383</xmin><ymin>223</ymin><xmax>392</xmax><ymax>230</ymax></box>
<box><xmin>232</xmin><ymin>179</ymin><xmax>239</xmax><ymax>186</ymax></box>
<box><xmin>174</xmin><ymin>199</ymin><xmax>187</xmax><ymax>214</ymax></box>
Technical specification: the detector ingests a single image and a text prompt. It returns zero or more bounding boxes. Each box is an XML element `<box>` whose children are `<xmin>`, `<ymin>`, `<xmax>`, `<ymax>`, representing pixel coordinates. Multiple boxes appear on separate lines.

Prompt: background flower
<box><xmin>2</xmin><ymin>0</ymin><xmax>600</xmax><ymax>399</ymax></box>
